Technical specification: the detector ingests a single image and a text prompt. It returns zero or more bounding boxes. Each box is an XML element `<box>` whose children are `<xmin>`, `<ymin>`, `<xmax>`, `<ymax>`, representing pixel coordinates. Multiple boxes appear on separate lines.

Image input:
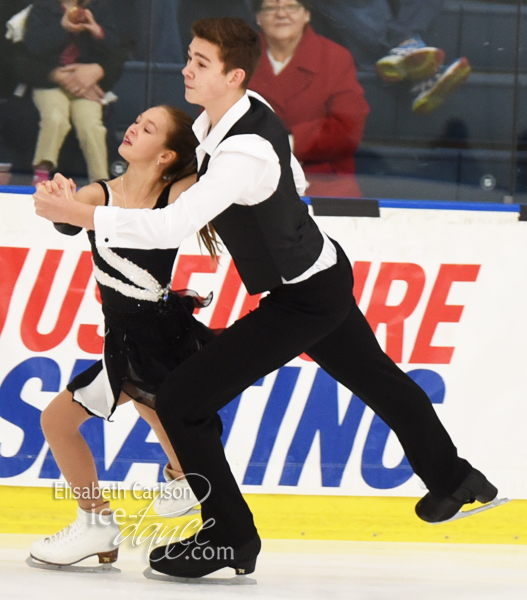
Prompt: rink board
<box><xmin>1</xmin><ymin>190</ymin><xmax>527</xmax><ymax>542</ymax></box>
<box><xmin>2</xmin><ymin>485</ymin><xmax>525</xmax><ymax>544</ymax></box>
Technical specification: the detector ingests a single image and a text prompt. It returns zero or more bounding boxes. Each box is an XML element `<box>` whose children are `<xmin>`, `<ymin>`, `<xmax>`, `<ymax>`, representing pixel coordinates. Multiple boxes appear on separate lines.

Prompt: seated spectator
<box><xmin>19</xmin><ymin>0</ymin><xmax>122</xmax><ymax>184</ymax></box>
<box><xmin>250</xmin><ymin>0</ymin><xmax>369</xmax><ymax>198</ymax></box>
<box><xmin>0</xmin><ymin>0</ymin><xmax>30</xmax><ymax>176</ymax></box>
<box><xmin>0</xmin><ymin>1</ymin><xmax>28</xmax><ymax>98</ymax></box>
<box><xmin>308</xmin><ymin>0</ymin><xmax>470</xmax><ymax>114</ymax></box>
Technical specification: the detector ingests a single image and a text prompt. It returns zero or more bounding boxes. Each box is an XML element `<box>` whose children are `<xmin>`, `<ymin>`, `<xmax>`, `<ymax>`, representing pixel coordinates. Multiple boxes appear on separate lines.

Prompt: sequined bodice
<box><xmin>87</xmin><ymin>181</ymin><xmax>179</xmax><ymax>313</ymax></box>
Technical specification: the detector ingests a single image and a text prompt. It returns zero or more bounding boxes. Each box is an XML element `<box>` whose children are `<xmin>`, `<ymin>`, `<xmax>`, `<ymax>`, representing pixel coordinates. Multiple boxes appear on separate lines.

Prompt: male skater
<box><xmin>34</xmin><ymin>17</ymin><xmax>498</xmax><ymax>579</ymax></box>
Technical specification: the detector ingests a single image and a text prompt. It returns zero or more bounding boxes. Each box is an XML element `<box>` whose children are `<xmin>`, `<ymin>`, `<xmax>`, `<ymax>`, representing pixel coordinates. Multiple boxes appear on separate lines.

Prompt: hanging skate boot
<box><xmin>29</xmin><ymin>506</ymin><xmax>120</xmax><ymax>567</ymax></box>
<box><xmin>153</xmin><ymin>464</ymin><xmax>200</xmax><ymax>518</ymax></box>
<box><xmin>376</xmin><ymin>36</ymin><xmax>444</xmax><ymax>83</ymax></box>
<box><xmin>415</xmin><ymin>467</ymin><xmax>503</xmax><ymax>523</ymax></box>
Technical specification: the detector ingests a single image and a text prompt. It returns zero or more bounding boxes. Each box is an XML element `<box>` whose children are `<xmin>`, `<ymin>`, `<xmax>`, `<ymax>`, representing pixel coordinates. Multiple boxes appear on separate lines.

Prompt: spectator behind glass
<box><xmin>308</xmin><ymin>0</ymin><xmax>470</xmax><ymax>114</ymax></box>
<box><xmin>250</xmin><ymin>0</ymin><xmax>369</xmax><ymax>198</ymax></box>
<box><xmin>0</xmin><ymin>1</ymin><xmax>30</xmax><ymax>178</ymax></box>
<box><xmin>0</xmin><ymin>2</ymin><xmax>28</xmax><ymax>98</ymax></box>
<box><xmin>20</xmin><ymin>0</ymin><xmax>121</xmax><ymax>184</ymax></box>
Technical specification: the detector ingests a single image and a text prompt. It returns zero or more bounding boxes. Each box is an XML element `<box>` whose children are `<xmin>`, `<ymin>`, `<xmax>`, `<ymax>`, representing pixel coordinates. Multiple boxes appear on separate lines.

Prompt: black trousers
<box><xmin>156</xmin><ymin>242</ymin><xmax>471</xmax><ymax>546</ymax></box>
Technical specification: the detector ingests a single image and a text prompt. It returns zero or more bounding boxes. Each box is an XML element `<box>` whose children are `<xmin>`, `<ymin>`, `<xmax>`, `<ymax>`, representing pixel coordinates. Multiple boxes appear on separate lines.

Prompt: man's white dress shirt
<box><xmin>94</xmin><ymin>91</ymin><xmax>336</xmax><ymax>285</ymax></box>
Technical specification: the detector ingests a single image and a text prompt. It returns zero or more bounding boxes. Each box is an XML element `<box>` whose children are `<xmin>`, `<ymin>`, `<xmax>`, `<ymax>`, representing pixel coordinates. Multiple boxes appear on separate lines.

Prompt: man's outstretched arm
<box><xmin>95</xmin><ymin>139</ymin><xmax>280</xmax><ymax>250</ymax></box>
<box><xmin>34</xmin><ymin>137</ymin><xmax>281</xmax><ymax>250</ymax></box>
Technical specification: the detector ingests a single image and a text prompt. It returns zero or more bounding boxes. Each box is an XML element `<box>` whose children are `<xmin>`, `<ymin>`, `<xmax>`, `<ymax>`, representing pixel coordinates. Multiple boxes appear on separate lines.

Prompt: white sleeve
<box><xmin>291</xmin><ymin>154</ymin><xmax>307</xmax><ymax>196</ymax></box>
<box><xmin>94</xmin><ymin>135</ymin><xmax>281</xmax><ymax>249</ymax></box>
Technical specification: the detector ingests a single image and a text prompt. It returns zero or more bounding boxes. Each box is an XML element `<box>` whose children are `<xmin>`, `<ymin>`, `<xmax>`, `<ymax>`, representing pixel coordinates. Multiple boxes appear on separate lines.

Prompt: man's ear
<box><xmin>227</xmin><ymin>68</ymin><xmax>247</xmax><ymax>88</ymax></box>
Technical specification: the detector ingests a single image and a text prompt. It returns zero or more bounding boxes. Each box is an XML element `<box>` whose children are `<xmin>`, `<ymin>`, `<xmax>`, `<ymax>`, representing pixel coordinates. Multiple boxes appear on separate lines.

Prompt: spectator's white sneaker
<box><xmin>376</xmin><ymin>37</ymin><xmax>444</xmax><ymax>83</ymax></box>
<box><xmin>411</xmin><ymin>57</ymin><xmax>471</xmax><ymax>114</ymax></box>
<box><xmin>30</xmin><ymin>507</ymin><xmax>120</xmax><ymax>566</ymax></box>
<box><xmin>153</xmin><ymin>464</ymin><xmax>200</xmax><ymax>518</ymax></box>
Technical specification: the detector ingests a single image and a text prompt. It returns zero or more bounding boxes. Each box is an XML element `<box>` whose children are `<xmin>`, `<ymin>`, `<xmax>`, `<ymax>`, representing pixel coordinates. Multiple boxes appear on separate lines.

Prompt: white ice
<box><xmin>1</xmin><ymin>535</ymin><xmax>526</xmax><ymax>600</ymax></box>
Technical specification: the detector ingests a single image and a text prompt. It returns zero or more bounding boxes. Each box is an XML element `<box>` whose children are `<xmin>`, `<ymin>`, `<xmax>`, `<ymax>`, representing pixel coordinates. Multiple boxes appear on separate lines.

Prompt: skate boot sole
<box><xmin>28</xmin><ymin>547</ymin><xmax>118</xmax><ymax>568</ymax></box>
<box><xmin>27</xmin><ymin>554</ymin><xmax>120</xmax><ymax>573</ymax></box>
<box><xmin>143</xmin><ymin>566</ymin><xmax>257</xmax><ymax>585</ymax></box>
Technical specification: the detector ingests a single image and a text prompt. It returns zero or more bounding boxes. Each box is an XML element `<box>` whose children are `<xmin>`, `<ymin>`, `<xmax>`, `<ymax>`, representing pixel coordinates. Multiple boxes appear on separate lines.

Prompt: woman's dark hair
<box><xmin>160</xmin><ymin>105</ymin><xmax>198</xmax><ymax>183</ymax></box>
<box><xmin>160</xmin><ymin>105</ymin><xmax>220</xmax><ymax>260</ymax></box>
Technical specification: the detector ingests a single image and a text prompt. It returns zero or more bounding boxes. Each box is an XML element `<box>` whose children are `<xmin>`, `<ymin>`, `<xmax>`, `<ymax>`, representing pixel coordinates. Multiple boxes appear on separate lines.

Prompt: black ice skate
<box><xmin>415</xmin><ymin>468</ymin><xmax>509</xmax><ymax>523</ymax></box>
<box><xmin>147</xmin><ymin>533</ymin><xmax>261</xmax><ymax>582</ymax></box>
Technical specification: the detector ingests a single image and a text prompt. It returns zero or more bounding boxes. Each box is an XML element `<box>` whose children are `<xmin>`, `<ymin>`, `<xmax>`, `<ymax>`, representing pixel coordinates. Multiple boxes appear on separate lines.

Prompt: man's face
<box><xmin>182</xmin><ymin>37</ymin><xmax>232</xmax><ymax>107</ymax></box>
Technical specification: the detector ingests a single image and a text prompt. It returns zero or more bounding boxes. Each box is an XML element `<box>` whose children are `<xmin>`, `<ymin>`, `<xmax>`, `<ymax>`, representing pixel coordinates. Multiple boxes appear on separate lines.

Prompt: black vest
<box><xmin>200</xmin><ymin>97</ymin><xmax>324</xmax><ymax>295</ymax></box>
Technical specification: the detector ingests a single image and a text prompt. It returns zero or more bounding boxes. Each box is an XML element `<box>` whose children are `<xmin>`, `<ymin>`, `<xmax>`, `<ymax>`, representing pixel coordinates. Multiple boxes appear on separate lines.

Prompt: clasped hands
<box><xmin>52</xmin><ymin>63</ymin><xmax>105</xmax><ymax>102</ymax></box>
<box><xmin>34</xmin><ymin>174</ymin><xmax>77</xmax><ymax>223</ymax></box>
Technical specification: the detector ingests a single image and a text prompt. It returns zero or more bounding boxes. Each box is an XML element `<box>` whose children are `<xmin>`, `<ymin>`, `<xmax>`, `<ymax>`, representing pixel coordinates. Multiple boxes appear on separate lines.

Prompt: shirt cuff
<box><xmin>93</xmin><ymin>205</ymin><xmax>119</xmax><ymax>247</ymax></box>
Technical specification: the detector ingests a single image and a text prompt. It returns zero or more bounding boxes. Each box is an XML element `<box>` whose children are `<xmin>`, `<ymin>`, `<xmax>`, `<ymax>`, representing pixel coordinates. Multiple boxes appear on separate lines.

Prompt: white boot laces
<box><xmin>44</xmin><ymin>517</ymin><xmax>83</xmax><ymax>545</ymax></box>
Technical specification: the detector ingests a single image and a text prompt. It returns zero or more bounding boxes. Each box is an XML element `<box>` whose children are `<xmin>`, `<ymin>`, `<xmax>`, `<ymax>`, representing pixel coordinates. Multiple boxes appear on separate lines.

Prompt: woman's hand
<box><xmin>81</xmin><ymin>9</ymin><xmax>105</xmax><ymax>39</ymax></box>
<box><xmin>61</xmin><ymin>8</ymin><xmax>103</xmax><ymax>39</ymax></box>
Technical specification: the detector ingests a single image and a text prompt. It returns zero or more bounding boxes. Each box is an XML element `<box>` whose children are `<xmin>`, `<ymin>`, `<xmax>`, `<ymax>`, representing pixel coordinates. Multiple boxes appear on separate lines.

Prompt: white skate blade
<box><xmin>143</xmin><ymin>566</ymin><xmax>256</xmax><ymax>585</ymax></box>
<box><xmin>26</xmin><ymin>555</ymin><xmax>120</xmax><ymax>574</ymax></box>
<box><xmin>432</xmin><ymin>497</ymin><xmax>512</xmax><ymax>524</ymax></box>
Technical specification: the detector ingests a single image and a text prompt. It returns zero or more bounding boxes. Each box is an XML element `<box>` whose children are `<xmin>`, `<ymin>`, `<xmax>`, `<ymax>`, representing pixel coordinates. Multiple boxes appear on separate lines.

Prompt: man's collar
<box><xmin>192</xmin><ymin>91</ymin><xmax>273</xmax><ymax>156</ymax></box>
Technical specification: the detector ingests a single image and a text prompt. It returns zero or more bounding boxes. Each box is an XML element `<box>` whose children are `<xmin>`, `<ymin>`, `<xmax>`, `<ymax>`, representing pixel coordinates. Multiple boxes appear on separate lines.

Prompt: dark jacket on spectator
<box><xmin>18</xmin><ymin>0</ymin><xmax>122</xmax><ymax>91</ymax></box>
<box><xmin>0</xmin><ymin>0</ymin><xmax>30</xmax><ymax>97</ymax></box>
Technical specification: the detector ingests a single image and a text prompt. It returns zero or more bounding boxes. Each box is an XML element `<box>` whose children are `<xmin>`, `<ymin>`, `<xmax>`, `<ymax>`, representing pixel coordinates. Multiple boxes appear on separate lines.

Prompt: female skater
<box><xmin>30</xmin><ymin>104</ymin><xmax>219</xmax><ymax>567</ymax></box>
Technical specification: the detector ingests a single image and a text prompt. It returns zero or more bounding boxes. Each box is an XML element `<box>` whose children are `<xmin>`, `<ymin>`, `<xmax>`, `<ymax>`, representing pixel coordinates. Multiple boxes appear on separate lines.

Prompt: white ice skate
<box><xmin>153</xmin><ymin>465</ymin><xmax>200</xmax><ymax>518</ymax></box>
<box><xmin>29</xmin><ymin>506</ymin><xmax>121</xmax><ymax>570</ymax></box>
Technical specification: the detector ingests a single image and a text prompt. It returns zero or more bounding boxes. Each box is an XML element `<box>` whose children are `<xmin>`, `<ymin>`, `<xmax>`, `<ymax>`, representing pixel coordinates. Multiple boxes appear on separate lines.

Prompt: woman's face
<box><xmin>256</xmin><ymin>1</ymin><xmax>310</xmax><ymax>45</ymax></box>
<box><xmin>119</xmin><ymin>106</ymin><xmax>173</xmax><ymax>164</ymax></box>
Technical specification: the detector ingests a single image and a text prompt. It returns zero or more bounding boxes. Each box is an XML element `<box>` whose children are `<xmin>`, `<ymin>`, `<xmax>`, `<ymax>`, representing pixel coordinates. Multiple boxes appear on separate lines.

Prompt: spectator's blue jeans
<box><xmin>311</xmin><ymin>0</ymin><xmax>444</xmax><ymax>68</ymax></box>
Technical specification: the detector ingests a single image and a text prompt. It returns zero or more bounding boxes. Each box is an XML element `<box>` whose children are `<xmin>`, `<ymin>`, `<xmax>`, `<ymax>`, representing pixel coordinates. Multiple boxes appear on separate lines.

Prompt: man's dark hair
<box><xmin>191</xmin><ymin>18</ymin><xmax>262</xmax><ymax>89</ymax></box>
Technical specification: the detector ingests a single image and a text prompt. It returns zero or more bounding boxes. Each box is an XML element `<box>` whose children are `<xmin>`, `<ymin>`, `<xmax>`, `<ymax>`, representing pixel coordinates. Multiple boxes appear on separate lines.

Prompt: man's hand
<box><xmin>34</xmin><ymin>174</ymin><xmax>95</xmax><ymax>229</ymax></box>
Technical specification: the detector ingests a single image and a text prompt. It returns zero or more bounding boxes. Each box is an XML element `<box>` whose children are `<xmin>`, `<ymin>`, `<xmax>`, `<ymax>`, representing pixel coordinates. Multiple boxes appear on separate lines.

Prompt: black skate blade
<box><xmin>431</xmin><ymin>497</ymin><xmax>512</xmax><ymax>524</ymax></box>
<box><xmin>143</xmin><ymin>566</ymin><xmax>256</xmax><ymax>585</ymax></box>
<box><xmin>26</xmin><ymin>555</ymin><xmax>120</xmax><ymax>573</ymax></box>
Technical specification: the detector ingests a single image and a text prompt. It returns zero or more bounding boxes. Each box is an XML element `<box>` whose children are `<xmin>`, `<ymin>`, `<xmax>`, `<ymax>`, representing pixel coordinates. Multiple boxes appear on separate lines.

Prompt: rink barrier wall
<box><xmin>1</xmin><ymin>190</ymin><xmax>527</xmax><ymax>543</ymax></box>
<box><xmin>1</xmin><ymin>486</ymin><xmax>524</xmax><ymax>544</ymax></box>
